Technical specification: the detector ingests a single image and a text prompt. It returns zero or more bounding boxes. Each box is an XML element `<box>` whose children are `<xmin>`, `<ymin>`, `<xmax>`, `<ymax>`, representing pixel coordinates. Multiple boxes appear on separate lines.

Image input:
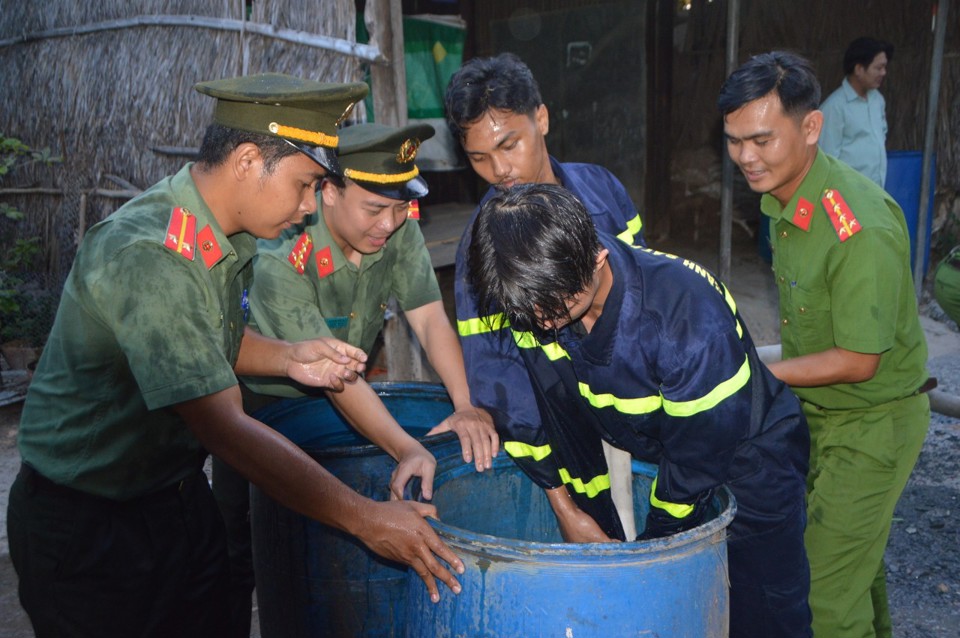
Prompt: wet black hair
<box><xmin>468</xmin><ymin>183</ymin><xmax>600</xmax><ymax>338</ymax></box>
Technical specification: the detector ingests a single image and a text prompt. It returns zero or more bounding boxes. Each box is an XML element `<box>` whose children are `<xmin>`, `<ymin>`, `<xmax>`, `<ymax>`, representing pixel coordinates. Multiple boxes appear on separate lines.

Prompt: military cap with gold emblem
<box><xmin>194</xmin><ymin>73</ymin><xmax>368</xmax><ymax>175</ymax></box>
<box><xmin>337</xmin><ymin>122</ymin><xmax>435</xmax><ymax>200</ymax></box>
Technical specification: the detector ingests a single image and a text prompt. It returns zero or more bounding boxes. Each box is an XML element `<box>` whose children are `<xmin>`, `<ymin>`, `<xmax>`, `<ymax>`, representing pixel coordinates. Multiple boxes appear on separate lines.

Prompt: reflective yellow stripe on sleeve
<box><xmin>649</xmin><ymin>475</ymin><xmax>694</xmax><ymax>519</ymax></box>
<box><xmin>616</xmin><ymin>213</ymin><xmax>644</xmax><ymax>245</ymax></box>
<box><xmin>579</xmin><ymin>382</ymin><xmax>662</xmax><ymax>414</ymax></box>
<box><xmin>558</xmin><ymin>468</ymin><xmax>611</xmax><ymax>498</ymax></box>
<box><xmin>661</xmin><ymin>355</ymin><xmax>751</xmax><ymax>418</ymax></box>
<box><xmin>504</xmin><ymin>440</ymin><xmax>552</xmax><ymax>462</ymax></box>
<box><xmin>458</xmin><ymin>312</ymin><xmax>509</xmax><ymax>337</ymax></box>
<box><xmin>512</xmin><ymin>331</ymin><xmax>570</xmax><ymax>361</ymax></box>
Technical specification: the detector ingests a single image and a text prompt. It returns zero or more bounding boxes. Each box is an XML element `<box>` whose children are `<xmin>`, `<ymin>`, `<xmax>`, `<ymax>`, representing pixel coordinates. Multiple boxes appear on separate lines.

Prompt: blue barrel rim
<box><xmin>290</xmin><ymin>381</ymin><xmax>459</xmax><ymax>458</ymax></box>
<box><xmin>424</xmin><ymin>455</ymin><xmax>737</xmax><ymax>561</ymax></box>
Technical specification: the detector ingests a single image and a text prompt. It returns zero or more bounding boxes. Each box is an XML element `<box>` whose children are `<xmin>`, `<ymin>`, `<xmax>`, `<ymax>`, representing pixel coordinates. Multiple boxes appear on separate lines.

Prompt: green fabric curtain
<box><xmin>356</xmin><ymin>14</ymin><xmax>465</xmax><ymax>121</ymax></box>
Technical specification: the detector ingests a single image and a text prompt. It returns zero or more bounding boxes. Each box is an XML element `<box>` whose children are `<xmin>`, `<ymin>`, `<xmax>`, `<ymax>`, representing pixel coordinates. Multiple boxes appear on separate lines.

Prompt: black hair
<box><xmin>717</xmin><ymin>51</ymin><xmax>821</xmax><ymax>119</ymax></box>
<box><xmin>196</xmin><ymin>123</ymin><xmax>300</xmax><ymax>174</ymax></box>
<box><xmin>843</xmin><ymin>37</ymin><xmax>894</xmax><ymax>76</ymax></box>
<box><xmin>323</xmin><ymin>172</ymin><xmax>347</xmax><ymax>192</ymax></box>
<box><xmin>444</xmin><ymin>52</ymin><xmax>543</xmax><ymax>143</ymax></box>
<box><xmin>468</xmin><ymin>183</ymin><xmax>600</xmax><ymax>338</ymax></box>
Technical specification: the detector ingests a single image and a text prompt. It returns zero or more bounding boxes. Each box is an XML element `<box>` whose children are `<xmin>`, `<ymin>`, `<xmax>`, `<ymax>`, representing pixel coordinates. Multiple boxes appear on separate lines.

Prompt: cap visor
<box><xmin>292</xmin><ymin>143</ymin><xmax>341</xmax><ymax>175</ymax></box>
<box><xmin>354</xmin><ymin>175</ymin><xmax>429</xmax><ymax>201</ymax></box>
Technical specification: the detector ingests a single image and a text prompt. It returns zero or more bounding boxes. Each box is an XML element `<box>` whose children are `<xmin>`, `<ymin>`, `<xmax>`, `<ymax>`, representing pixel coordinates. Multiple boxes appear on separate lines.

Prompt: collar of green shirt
<box><xmin>172</xmin><ymin>163</ymin><xmax>258</xmax><ymax>268</ymax></box>
<box><xmin>759</xmin><ymin>149</ymin><xmax>831</xmax><ymax>230</ymax></box>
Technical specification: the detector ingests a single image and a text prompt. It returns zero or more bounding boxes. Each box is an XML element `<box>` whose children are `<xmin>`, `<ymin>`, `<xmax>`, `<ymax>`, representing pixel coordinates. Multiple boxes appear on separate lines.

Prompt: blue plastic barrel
<box><xmin>886</xmin><ymin>150</ymin><xmax>935</xmax><ymax>277</ymax></box>
<box><xmin>250</xmin><ymin>382</ymin><xmax>461</xmax><ymax>638</ymax></box>
<box><xmin>405</xmin><ymin>456</ymin><xmax>736</xmax><ymax>638</ymax></box>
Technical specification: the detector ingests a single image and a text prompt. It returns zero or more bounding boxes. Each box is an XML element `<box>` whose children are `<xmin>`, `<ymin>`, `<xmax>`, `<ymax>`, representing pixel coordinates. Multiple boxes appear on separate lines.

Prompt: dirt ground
<box><xmin>1</xmin><ymin>235</ymin><xmax>959</xmax><ymax>636</ymax></box>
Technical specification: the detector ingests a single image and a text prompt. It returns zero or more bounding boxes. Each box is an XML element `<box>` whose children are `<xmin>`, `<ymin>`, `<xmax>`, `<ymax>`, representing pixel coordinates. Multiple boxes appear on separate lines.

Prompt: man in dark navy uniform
<box><xmin>467</xmin><ymin>183</ymin><xmax>811</xmax><ymax>638</ymax></box>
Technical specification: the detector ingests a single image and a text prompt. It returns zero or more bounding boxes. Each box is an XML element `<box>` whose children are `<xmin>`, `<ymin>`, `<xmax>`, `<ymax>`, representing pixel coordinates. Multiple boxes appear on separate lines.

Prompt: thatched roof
<box><xmin>0</xmin><ymin>0</ymin><xmax>364</xmax><ymax>281</ymax></box>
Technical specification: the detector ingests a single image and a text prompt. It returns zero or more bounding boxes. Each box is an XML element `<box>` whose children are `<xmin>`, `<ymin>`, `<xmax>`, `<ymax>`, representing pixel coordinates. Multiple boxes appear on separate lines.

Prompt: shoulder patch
<box><xmin>821</xmin><ymin>188</ymin><xmax>862</xmax><ymax>242</ymax></box>
<box><xmin>316</xmin><ymin>245</ymin><xmax>334</xmax><ymax>278</ymax></box>
<box><xmin>163</xmin><ymin>207</ymin><xmax>197</xmax><ymax>260</ymax></box>
<box><xmin>197</xmin><ymin>225</ymin><xmax>222</xmax><ymax>270</ymax></box>
<box><xmin>407</xmin><ymin>199</ymin><xmax>420</xmax><ymax>220</ymax></box>
<box><xmin>288</xmin><ymin>232</ymin><xmax>314</xmax><ymax>275</ymax></box>
<box><xmin>792</xmin><ymin>197</ymin><xmax>814</xmax><ymax>231</ymax></box>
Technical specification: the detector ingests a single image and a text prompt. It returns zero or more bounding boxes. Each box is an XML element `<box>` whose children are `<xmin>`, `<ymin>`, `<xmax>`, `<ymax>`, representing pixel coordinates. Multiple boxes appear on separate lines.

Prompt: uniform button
<box><xmin>778</xmin><ymin>276</ymin><xmax>786</xmax><ymax>284</ymax></box>
<box><xmin>782</xmin><ymin>318</ymin><xmax>790</xmax><ymax>325</ymax></box>
<box><xmin>229</xmin><ymin>322</ymin><xmax>235</xmax><ymax>330</ymax></box>
<box><xmin>380</xmin><ymin>303</ymin><xmax>387</xmax><ymax>310</ymax></box>
<box><xmin>349</xmin><ymin>312</ymin><xmax>356</xmax><ymax>319</ymax></box>
<box><xmin>779</xmin><ymin>231</ymin><xmax>788</xmax><ymax>238</ymax></box>
<box><xmin>799</xmin><ymin>306</ymin><xmax>807</xmax><ymax>314</ymax></box>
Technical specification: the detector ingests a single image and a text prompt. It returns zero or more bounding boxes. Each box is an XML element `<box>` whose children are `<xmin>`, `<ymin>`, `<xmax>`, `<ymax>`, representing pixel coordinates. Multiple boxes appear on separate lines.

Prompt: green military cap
<box><xmin>337</xmin><ymin>122</ymin><xmax>435</xmax><ymax>200</ymax></box>
<box><xmin>194</xmin><ymin>73</ymin><xmax>369</xmax><ymax>175</ymax></box>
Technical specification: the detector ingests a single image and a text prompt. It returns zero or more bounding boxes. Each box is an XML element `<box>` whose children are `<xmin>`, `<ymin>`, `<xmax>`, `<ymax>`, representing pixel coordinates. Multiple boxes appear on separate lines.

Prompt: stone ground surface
<box><xmin>1</xmin><ymin>229</ymin><xmax>958</xmax><ymax>637</ymax></box>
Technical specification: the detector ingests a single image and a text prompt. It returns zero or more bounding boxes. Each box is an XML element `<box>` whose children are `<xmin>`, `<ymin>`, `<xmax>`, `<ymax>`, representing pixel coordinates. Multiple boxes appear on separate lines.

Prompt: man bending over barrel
<box><xmin>466</xmin><ymin>183</ymin><xmax>811</xmax><ymax>638</ymax></box>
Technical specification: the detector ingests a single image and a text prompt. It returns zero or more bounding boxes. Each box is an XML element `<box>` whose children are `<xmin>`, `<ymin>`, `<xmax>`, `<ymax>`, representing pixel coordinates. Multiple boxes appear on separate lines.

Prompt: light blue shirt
<box><xmin>819</xmin><ymin>77</ymin><xmax>888</xmax><ymax>188</ymax></box>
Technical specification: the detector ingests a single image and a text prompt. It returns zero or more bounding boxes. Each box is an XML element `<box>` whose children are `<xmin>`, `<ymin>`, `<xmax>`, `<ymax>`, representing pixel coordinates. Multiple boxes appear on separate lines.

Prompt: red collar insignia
<box><xmin>316</xmin><ymin>245</ymin><xmax>334</xmax><ymax>278</ymax></box>
<box><xmin>197</xmin><ymin>225</ymin><xmax>222</xmax><ymax>269</ymax></box>
<box><xmin>163</xmin><ymin>207</ymin><xmax>196</xmax><ymax>260</ymax></box>
<box><xmin>821</xmin><ymin>189</ymin><xmax>862</xmax><ymax>242</ymax></box>
<box><xmin>407</xmin><ymin>200</ymin><xmax>420</xmax><ymax>220</ymax></box>
<box><xmin>792</xmin><ymin>197</ymin><xmax>814</xmax><ymax>231</ymax></box>
<box><xmin>288</xmin><ymin>232</ymin><xmax>314</xmax><ymax>275</ymax></box>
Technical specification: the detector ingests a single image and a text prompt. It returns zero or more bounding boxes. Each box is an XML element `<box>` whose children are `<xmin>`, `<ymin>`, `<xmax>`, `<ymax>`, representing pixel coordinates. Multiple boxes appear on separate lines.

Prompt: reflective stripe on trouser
<box><xmin>802</xmin><ymin>393</ymin><xmax>929</xmax><ymax>638</ymax></box>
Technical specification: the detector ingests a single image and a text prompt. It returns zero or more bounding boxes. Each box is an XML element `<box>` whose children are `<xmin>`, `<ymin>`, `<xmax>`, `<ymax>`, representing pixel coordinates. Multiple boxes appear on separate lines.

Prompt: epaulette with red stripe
<box><xmin>821</xmin><ymin>188</ymin><xmax>862</xmax><ymax>242</ymax></box>
<box><xmin>163</xmin><ymin>207</ymin><xmax>197</xmax><ymax>260</ymax></box>
<box><xmin>288</xmin><ymin>232</ymin><xmax>314</xmax><ymax>275</ymax></box>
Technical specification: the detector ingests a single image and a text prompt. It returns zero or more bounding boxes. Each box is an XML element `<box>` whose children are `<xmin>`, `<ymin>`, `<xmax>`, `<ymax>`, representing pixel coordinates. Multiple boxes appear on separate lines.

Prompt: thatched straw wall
<box><xmin>672</xmin><ymin>0</ymin><xmax>960</xmax><ymax>261</ymax></box>
<box><xmin>0</xmin><ymin>0</ymin><xmax>362</xmax><ymax>289</ymax></box>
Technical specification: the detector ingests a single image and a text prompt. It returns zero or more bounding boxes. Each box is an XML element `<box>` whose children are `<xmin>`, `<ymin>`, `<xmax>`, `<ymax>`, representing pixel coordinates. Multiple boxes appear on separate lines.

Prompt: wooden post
<box><xmin>645</xmin><ymin>0</ymin><xmax>673</xmax><ymax>240</ymax></box>
<box><xmin>365</xmin><ymin>0</ymin><xmax>407</xmax><ymax>127</ymax></box>
<box><xmin>364</xmin><ymin>1</ymin><xmax>424</xmax><ymax>380</ymax></box>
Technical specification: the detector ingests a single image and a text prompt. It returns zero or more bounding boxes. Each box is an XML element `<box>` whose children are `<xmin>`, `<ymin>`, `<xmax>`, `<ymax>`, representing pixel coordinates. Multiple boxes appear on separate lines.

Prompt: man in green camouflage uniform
<box><xmin>7</xmin><ymin>74</ymin><xmax>463</xmax><ymax>638</ymax></box>
<box><xmin>216</xmin><ymin>123</ymin><xmax>497</xmax><ymax>634</ymax></box>
<box><xmin>243</xmin><ymin>122</ymin><xmax>496</xmax><ymax>464</ymax></box>
<box><xmin>720</xmin><ymin>52</ymin><xmax>930</xmax><ymax>638</ymax></box>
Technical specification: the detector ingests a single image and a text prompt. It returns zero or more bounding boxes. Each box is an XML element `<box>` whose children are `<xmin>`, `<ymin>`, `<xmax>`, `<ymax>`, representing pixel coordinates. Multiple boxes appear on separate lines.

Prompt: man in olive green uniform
<box><xmin>7</xmin><ymin>75</ymin><xmax>463</xmax><ymax>638</ymax></box>
<box><xmin>720</xmin><ymin>52</ymin><xmax>930</xmax><ymax>638</ymax></box>
<box><xmin>934</xmin><ymin>246</ymin><xmax>960</xmax><ymax>326</ymax></box>
<box><xmin>244</xmin><ymin>122</ymin><xmax>496</xmax><ymax>465</ymax></box>
<box><xmin>215</xmin><ymin>123</ymin><xmax>497</xmax><ymax>633</ymax></box>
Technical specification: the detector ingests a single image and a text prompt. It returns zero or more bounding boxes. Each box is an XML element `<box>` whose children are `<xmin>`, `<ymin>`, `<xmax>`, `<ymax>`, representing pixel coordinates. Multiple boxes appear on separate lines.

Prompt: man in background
<box><xmin>819</xmin><ymin>37</ymin><xmax>894</xmax><ymax>187</ymax></box>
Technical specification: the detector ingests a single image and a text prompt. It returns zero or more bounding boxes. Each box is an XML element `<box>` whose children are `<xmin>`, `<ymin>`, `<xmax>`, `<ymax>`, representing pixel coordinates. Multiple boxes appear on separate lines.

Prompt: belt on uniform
<box><xmin>916</xmin><ymin>376</ymin><xmax>938</xmax><ymax>395</ymax></box>
<box><xmin>19</xmin><ymin>463</ymin><xmax>202</xmax><ymax>505</ymax></box>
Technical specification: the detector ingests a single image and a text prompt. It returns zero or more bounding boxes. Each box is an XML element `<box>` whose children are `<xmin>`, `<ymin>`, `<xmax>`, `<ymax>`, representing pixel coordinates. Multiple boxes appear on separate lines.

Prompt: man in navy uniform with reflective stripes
<box><xmin>467</xmin><ymin>183</ymin><xmax>811</xmax><ymax>638</ymax></box>
<box><xmin>444</xmin><ymin>53</ymin><xmax>645</xmax><ymax>462</ymax></box>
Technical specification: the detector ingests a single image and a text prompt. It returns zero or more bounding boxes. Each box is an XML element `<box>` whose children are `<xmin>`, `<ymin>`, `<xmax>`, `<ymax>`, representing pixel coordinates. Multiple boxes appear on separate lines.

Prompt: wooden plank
<box><xmin>420</xmin><ymin>202</ymin><xmax>475</xmax><ymax>269</ymax></box>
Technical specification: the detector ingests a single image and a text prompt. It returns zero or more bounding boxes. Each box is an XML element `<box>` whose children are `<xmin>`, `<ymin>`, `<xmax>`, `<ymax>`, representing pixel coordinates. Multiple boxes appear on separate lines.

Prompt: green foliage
<box><xmin>0</xmin><ymin>133</ymin><xmax>62</xmax><ymax>347</ymax></box>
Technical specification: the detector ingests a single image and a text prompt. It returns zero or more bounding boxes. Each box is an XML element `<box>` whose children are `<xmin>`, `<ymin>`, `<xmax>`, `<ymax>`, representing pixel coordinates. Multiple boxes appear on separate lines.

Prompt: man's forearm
<box><xmin>767</xmin><ymin>346</ymin><xmax>881</xmax><ymax>387</ymax></box>
<box><xmin>325</xmin><ymin>380</ymin><xmax>421</xmax><ymax>461</ymax></box>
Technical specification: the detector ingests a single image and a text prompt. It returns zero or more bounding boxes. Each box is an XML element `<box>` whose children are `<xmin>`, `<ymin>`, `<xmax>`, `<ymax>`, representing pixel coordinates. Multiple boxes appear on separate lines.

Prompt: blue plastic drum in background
<box><xmin>886</xmin><ymin>150</ymin><xmax>935</xmax><ymax>278</ymax></box>
<box><xmin>250</xmin><ymin>382</ymin><xmax>461</xmax><ymax>638</ymax></box>
<box><xmin>405</xmin><ymin>456</ymin><xmax>736</xmax><ymax>638</ymax></box>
